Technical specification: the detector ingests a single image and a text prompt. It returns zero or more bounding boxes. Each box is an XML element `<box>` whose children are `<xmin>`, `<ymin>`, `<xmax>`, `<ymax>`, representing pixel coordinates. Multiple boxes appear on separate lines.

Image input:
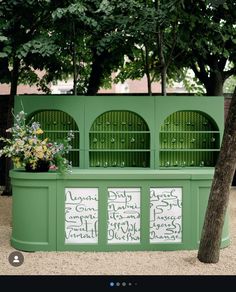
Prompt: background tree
<box><xmin>176</xmin><ymin>0</ymin><xmax>236</xmax><ymax>96</ymax></box>
<box><xmin>0</xmin><ymin>0</ymin><xmax>58</xmax><ymax>195</ymax></box>
<box><xmin>0</xmin><ymin>0</ymin><xmax>58</xmax><ymax>96</ymax></box>
<box><xmin>50</xmin><ymin>0</ymin><xmax>96</xmax><ymax>95</ymax></box>
<box><xmin>84</xmin><ymin>0</ymin><xmax>158</xmax><ymax>95</ymax></box>
<box><xmin>114</xmin><ymin>0</ymin><xmax>158</xmax><ymax>96</ymax></box>
<box><xmin>51</xmin><ymin>0</ymin><xmax>148</xmax><ymax>95</ymax></box>
<box><xmin>115</xmin><ymin>0</ymin><xmax>236</xmax><ymax>96</ymax></box>
<box><xmin>153</xmin><ymin>0</ymin><xmax>185</xmax><ymax>96</ymax></box>
<box><xmin>115</xmin><ymin>0</ymin><xmax>189</xmax><ymax>96</ymax></box>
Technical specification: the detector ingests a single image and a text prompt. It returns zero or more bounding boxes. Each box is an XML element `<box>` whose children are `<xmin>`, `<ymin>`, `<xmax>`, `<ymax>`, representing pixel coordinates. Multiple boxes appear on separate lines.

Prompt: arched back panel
<box><xmin>28</xmin><ymin>110</ymin><xmax>79</xmax><ymax>167</ymax></box>
<box><xmin>89</xmin><ymin>110</ymin><xmax>150</xmax><ymax>167</ymax></box>
<box><xmin>159</xmin><ymin>111</ymin><xmax>220</xmax><ymax>167</ymax></box>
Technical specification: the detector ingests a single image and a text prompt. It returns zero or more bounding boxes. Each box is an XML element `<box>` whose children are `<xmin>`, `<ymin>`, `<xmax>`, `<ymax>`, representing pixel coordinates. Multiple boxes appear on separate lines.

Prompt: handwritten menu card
<box><xmin>107</xmin><ymin>188</ymin><xmax>140</xmax><ymax>244</ymax></box>
<box><xmin>65</xmin><ymin>188</ymin><xmax>98</xmax><ymax>244</ymax></box>
<box><xmin>150</xmin><ymin>188</ymin><xmax>182</xmax><ymax>243</ymax></box>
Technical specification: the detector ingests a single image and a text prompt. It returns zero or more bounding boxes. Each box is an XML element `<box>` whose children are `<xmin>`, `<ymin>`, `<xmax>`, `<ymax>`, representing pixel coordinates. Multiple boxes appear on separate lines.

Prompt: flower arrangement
<box><xmin>0</xmin><ymin>110</ymin><xmax>74</xmax><ymax>173</ymax></box>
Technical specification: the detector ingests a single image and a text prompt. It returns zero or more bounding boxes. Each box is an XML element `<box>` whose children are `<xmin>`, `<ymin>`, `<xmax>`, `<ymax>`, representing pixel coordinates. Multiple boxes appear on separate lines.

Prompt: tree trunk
<box><xmin>197</xmin><ymin>86</ymin><xmax>236</xmax><ymax>263</ymax></box>
<box><xmin>205</xmin><ymin>72</ymin><xmax>224</xmax><ymax>96</ymax></box>
<box><xmin>161</xmin><ymin>66</ymin><xmax>167</xmax><ymax>96</ymax></box>
<box><xmin>86</xmin><ymin>63</ymin><xmax>101</xmax><ymax>95</ymax></box>
<box><xmin>155</xmin><ymin>0</ymin><xmax>167</xmax><ymax>96</ymax></box>
<box><xmin>143</xmin><ymin>0</ymin><xmax>152</xmax><ymax>96</ymax></box>
<box><xmin>144</xmin><ymin>44</ymin><xmax>152</xmax><ymax>96</ymax></box>
<box><xmin>2</xmin><ymin>57</ymin><xmax>20</xmax><ymax>196</ymax></box>
<box><xmin>72</xmin><ymin>44</ymin><xmax>77</xmax><ymax>96</ymax></box>
<box><xmin>86</xmin><ymin>52</ymin><xmax>105</xmax><ymax>96</ymax></box>
<box><xmin>72</xmin><ymin>22</ymin><xmax>77</xmax><ymax>96</ymax></box>
<box><xmin>0</xmin><ymin>56</ymin><xmax>10</xmax><ymax>82</ymax></box>
<box><xmin>157</xmin><ymin>36</ymin><xmax>167</xmax><ymax>97</ymax></box>
<box><xmin>157</xmin><ymin>26</ymin><xmax>167</xmax><ymax>96</ymax></box>
<box><xmin>0</xmin><ymin>95</ymin><xmax>8</xmax><ymax>189</ymax></box>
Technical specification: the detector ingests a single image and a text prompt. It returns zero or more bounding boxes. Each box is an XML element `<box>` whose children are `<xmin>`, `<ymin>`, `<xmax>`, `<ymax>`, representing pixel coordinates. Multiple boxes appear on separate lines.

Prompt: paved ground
<box><xmin>0</xmin><ymin>189</ymin><xmax>236</xmax><ymax>275</ymax></box>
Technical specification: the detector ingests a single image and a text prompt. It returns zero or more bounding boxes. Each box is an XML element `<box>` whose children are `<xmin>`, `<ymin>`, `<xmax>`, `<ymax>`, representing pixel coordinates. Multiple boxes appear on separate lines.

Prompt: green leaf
<box><xmin>0</xmin><ymin>35</ymin><xmax>8</xmax><ymax>42</ymax></box>
<box><xmin>0</xmin><ymin>52</ymin><xmax>8</xmax><ymax>58</ymax></box>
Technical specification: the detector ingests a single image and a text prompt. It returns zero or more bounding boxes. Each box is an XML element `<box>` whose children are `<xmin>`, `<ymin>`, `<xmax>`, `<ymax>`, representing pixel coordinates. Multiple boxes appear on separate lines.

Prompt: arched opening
<box><xmin>159</xmin><ymin>110</ymin><xmax>220</xmax><ymax>167</ymax></box>
<box><xmin>28</xmin><ymin>110</ymin><xmax>79</xmax><ymax>167</ymax></box>
<box><xmin>89</xmin><ymin>110</ymin><xmax>150</xmax><ymax>167</ymax></box>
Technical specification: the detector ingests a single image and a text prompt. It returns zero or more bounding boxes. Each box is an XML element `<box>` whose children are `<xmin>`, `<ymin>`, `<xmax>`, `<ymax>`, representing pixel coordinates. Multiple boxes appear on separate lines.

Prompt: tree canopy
<box><xmin>0</xmin><ymin>0</ymin><xmax>59</xmax><ymax>94</ymax></box>
<box><xmin>0</xmin><ymin>0</ymin><xmax>236</xmax><ymax>95</ymax></box>
<box><xmin>176</xmin><ymin>0</ymin><xmax>236</xmax><ymax>95</ymax></box>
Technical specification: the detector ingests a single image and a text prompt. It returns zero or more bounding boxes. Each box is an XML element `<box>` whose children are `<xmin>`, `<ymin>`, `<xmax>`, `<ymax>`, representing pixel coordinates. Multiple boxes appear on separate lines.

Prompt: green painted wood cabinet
<box><xmin>10</xmin><ymin>95</ymin><xmax>229</xmax><ymax>251</ymax></box>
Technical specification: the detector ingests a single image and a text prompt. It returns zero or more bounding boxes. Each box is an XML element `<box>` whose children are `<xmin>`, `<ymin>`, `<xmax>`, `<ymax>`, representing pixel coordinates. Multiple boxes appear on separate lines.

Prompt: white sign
<box><xmin>107</xmin><ymin>188</ymin><xmax>140</xmax><ymax>244</ymax></box>
<box><xmin>65</xmin><ymin>188</ymin><xmax>98</xmax><ymax>244</ymax></box>
<box><xmin>150</xmin><ymin>188</ymin><xmax>182</xmax><ymax>243</ymax></box>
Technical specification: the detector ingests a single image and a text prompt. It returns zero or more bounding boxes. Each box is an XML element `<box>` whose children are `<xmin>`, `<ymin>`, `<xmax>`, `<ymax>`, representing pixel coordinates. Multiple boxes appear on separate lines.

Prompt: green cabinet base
<box><xmin>10</xmin><ymin>169</ymin><xmax>229</xmax><ymax>252</ymax></box>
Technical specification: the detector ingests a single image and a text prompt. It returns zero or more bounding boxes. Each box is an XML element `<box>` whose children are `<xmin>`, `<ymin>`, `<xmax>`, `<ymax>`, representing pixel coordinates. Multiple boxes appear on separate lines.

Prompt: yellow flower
<box><xmin>35</xmin><ymin>146</ymin><xmax>44</xmax><ymax>159</ymax></box>
<box><xmin>29</xmin><ymin>159</ymin><xmax>37</xmax><ymax>169</ymax></box>
<box><xmin>13</xmin><ymin>157</ymin><xmax>22</xmax><ymax>168</ymax></box>
<box><xmin>20</xmin><ymin>130</ymin><xmax>26</xmax><ymax>137</ymax></box>
<box><xmin>24</xmin><ymin>151</ymin><xmax>32</xmax><ymax>158</ymax></box>
<box><xmin>29</xmin><ymin>139</ymin><xmax>35</xmax><ymax>145</ymax></box>
<box><xmin>34</xmin><ymin>129</ymin><xmax>43</xmax><ymax>135</ymax></box>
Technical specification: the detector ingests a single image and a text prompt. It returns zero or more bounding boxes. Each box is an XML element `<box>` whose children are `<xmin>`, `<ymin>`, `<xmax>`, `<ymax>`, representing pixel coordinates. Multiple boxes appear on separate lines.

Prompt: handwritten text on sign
<box><xmin>150</xmin><ymin>188</ymin><xmax>182</xmax><ymax>243</ymax></box>
<box><xmin>65</xmin><ymin>188</ymin><xmax>98</xmax><ymax>244</ymax></box>
<box><xmin>107</xmin><ymin>188</ymin><xmax>140</xmax><ymax>244</ymax></box>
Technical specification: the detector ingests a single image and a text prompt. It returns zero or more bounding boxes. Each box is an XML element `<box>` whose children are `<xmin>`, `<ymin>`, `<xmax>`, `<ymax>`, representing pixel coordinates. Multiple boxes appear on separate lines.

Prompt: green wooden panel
<box><xmin>11</xmin><ymin>178</ymin><xmax>57</xmax><ymax>251</ymax></box>
<box><xmin>190</xmin><ymin>181</ymin><xmax>229</xmax><ymax>249</ymax></box>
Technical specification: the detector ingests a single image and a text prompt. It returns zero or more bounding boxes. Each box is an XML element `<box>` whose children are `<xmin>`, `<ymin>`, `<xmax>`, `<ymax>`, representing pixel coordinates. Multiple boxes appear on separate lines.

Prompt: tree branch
<box><xmin>191</xmin><ymin>61</ymin><xmax>208</xmax><ymax>85</ymax></box>
<box><xmin>223</xmin><ymin>67</ymin><xmax>236</xmax><ymax>81</ymax></box>
<box><xmin>218</xmin><ymin>57</ymin><xmax>227</xmax><ymax>72</ymax></box>
<box><xmin>166</xmin><ymin>23</ymin><xmax>178</xmax><ymax>69</ymax></box>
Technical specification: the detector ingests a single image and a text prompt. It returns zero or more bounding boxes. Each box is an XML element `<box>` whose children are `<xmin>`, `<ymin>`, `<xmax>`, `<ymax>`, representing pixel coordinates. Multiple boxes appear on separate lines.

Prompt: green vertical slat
<box><xmin>159</xmin><ymin>110</ymin><xmax>219</xmax><ymax>168</ymax></box>
<box><xmin>29</xmin><ymin>110</ymin><xmax>80</xmax><ymax>167</ymax></box>
<box><xmin>89</xmin><ymin>110</ymin><xmax>150</xmax><ymax>168</ymax></box>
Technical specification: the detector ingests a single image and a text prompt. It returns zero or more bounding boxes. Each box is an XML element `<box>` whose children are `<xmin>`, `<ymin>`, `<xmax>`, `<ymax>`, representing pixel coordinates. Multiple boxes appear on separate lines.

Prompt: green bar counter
<box><xmin>10</xmin><ymin>95</ymin><xmax>229</xmax><ymax>251</ymax></box>
<box><xmin>10</xmin><ymin>169</ymin><xmax>229</xmax><ymax>251</ymax></box>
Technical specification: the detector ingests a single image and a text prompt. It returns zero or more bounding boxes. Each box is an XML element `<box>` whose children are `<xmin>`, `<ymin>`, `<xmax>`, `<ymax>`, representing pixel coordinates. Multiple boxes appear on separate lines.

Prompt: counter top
<box><xmin>10</xmin><ymin>168</ymin><xmax>215</xmax><ymax>180</ymax></box>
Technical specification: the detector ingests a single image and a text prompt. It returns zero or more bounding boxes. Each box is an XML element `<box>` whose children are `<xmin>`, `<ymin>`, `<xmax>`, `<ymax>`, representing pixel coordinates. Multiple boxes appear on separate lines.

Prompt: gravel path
<box><xmin>0</xmin><ymin>189</ymin><xmax>236</xmax><ymax>275</ymax></box>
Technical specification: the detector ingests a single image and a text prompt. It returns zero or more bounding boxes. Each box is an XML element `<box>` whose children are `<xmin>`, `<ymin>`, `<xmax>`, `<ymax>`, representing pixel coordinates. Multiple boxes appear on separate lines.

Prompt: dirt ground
<box><xmin>0</xmin><ymin>189</ymin><xmax>236</xmax><ymax>275</ymax></box>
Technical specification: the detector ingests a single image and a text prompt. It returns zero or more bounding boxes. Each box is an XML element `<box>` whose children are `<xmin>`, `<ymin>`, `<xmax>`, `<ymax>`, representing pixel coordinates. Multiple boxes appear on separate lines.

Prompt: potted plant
<box><xmin>0</xmin><ymin>110</ymin><xmax>74</xmax><ymax>173</ymax></box>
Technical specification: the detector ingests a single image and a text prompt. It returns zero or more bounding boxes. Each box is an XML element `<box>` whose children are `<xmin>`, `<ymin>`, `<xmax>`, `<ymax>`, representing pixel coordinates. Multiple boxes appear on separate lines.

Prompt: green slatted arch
<box><xmin>159</xmin><ymin>111</ymin><xmax>220</xmax><ymax>168</ymax></box>
<box><xmin>89</xmin><ymin>110</ymin><xmax>150</xmax><ymax>168</ymax></box>
<box><xmin>28</xmin><ymin>110</ymin><xmax>79</xmax><ymax>167</ymax></box>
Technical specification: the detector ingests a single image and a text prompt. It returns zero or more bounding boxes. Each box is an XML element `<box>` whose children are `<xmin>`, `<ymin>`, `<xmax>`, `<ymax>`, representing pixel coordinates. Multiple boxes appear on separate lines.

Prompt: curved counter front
<box><xmin>10</xmin><ymin>169</ymin><xmax>229</xmax><ymax>252</ymax></box>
